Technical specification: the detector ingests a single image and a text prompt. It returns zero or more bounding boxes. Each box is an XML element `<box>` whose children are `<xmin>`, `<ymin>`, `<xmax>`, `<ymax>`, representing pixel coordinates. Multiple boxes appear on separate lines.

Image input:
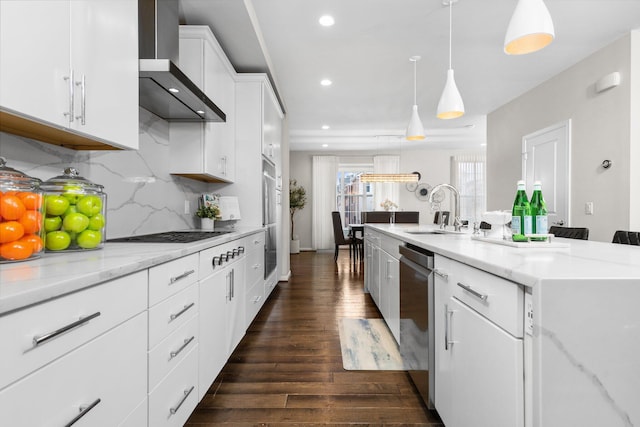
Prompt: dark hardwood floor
<box><xmin>186</xmin><ymin>250</ymin><xmax>443</xmax><ymax>426</ymax></box>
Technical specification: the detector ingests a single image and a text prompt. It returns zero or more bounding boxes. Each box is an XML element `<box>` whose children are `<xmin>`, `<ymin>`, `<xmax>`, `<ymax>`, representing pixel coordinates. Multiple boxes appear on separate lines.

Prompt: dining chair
<box><xmin>332</xmin><ymin>211</ymin><xmax>357</xmax><ymax>262</ymax></box>
<box><xmin>433</xmin><ymin>211</ymin><xmax>450</xmax><ymax>226</ymax></box>
<box><xmin>548</xmin><ymin>226</ymin><xmax>589</xmax><ymax>240</ymax></box>
<box><xmin>361</xmin><ymin>211</ymin><xmax>393</xmax><ymax>223</ymax></box>
<box><xmin>393</xmin><ymin>211</ymin><xmax>419</xmax><ymax>224</ymax></box>
<box><xmin>612</xmin><ymin>230</ymin><xmax>640</xmax><ymax>245</ymax></box>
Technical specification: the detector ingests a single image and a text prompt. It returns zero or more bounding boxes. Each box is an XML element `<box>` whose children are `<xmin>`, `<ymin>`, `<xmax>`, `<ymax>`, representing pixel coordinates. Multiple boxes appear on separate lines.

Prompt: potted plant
<box><xmin>196</xmin><ymin>204</ymin><xmax>221</xmax><ymax>229</ymax></box>
<box><xmin>289</xmin><ymin>179</ymin><xmax>307</xmax><ymax>254</ymax></box>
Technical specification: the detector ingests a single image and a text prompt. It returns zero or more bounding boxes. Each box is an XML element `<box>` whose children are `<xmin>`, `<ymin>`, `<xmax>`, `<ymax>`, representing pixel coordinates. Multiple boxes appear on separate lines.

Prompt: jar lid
<box><xmin>41</xmin><ymin>167</ymin><xmax>104</xmax><ymax>194</ymax></box>
<box><xmin>0</xmin><ymin>156</ymin><xmax>42</xmax><ymax>189</ymax></box>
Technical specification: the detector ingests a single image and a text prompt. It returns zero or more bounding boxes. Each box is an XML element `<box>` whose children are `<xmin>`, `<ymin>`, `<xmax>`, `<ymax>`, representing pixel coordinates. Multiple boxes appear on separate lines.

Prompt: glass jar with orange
<box><xmin>0</xmin><ymin>157</ymin><xmax>45</xmax><ymax>262</ymax></box>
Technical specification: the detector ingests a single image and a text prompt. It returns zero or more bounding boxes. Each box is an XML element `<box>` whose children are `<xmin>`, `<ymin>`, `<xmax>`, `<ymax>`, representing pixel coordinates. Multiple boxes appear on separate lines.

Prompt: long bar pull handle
<box><xmin>33</xmin><ymin>311</ymin><xmax>101</xmax><ymax>347</ymax></box>
<box><xmin>75</xmin><ymin>74</ymin><xmax>86</xmax><ymax>125</ymax></box>
<box><xmin>457</xmin><ymin>282</ymin><xmax>488</xmax><ymax>301</ymax></box>
<box><xmin>444</xmin><ymin>305</ymin><xmax>455</xmax><ymax>350</ymax></box>
<box><xmin>63</xmin><ymin>69</ymin><xmax>74</xmax><ymax>123</ymax></box>
<box><xmin>169</xmin><ymin>336</ymin><xmax>195</xmax><ymax>360</ymax></box>
<box><xmin>231</xmin><ymin>269</ymin><xmax>235</xmax><ymax>299</ymax></box>
<box><xmin>170</xmin><ymin>386</ymin><xmax>195</xmax><ymax>415</ymax></box>
<box><xmin>386</xmin><ymin>260</ymin><xmax>392</xmax><ymax>279</ymax></box>
<box><xmin>169</xmin><ymin>302</ymin><xmax>195</xmax><ymax>322</ymax></box>
<box><xmin>170</xmin><ymin>269</ymin><xmax>195</xmax><ymax>284</ymax></box>
<box><xmin>64</xmin><ymin>398</ymin><xmax>101</xmax><ymax>427</ymax></box>
<box><xmin>226</xmin><ymin>271</ymin><xmax>232</xmax><ymax>301</ymax></box>
<box><xmin>434</xmin><ymin>269</ymin><xmax>448</xmax><ymax>280</ymax></box>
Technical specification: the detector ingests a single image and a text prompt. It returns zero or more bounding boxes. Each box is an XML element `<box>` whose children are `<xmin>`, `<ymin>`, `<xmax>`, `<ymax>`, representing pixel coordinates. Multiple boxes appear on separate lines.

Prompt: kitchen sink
<box><xmin>405</xmin><ymin>229</ymin><xmax>467</xmax><ymax>235</ymax></box>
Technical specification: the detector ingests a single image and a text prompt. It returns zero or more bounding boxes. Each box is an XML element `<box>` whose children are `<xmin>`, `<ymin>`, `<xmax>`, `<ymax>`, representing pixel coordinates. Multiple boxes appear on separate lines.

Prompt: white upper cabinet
<box><xmin>0</xmin><ymin>0</ymin><xmax>139</xmax><ymax>150</ymax></box>
<box><xmin>170</xmin><ymin>26</ymin><xmax>235</xmax><ymax>183</ymax></box>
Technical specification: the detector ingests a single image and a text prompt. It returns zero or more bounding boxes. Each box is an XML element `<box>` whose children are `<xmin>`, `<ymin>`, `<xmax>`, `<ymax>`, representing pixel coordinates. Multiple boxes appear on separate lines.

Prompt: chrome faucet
<box><xmin>429</xmin><ymin>183</ymin><xmax>463</xmax><ymax>232</ymax></box>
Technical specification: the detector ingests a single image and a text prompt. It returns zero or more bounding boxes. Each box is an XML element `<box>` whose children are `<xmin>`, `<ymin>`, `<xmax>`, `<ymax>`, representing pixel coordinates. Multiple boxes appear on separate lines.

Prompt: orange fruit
<box><xmin>0</xmin><ymin>240</ymin><xmax>33</xmax><ymax>260</ymax></box>
<box><xmin>19</xmin><ymin>192</ymin><xmax>43</xmax><ymax>210</ymax></box>
<box><xmin>0</xmin><ymin>221</ymin><xmax>25</xmax><ymax>243</ymax></box>
<box><xmin>18</xmin><ymin>210</ymin><xmax>42</xmax><ymax>234</ymax></box>
<box><xmin>0</xmin><ymin>195</ymin><xmax>26</xmax><ymax>220</ymax></box>
<box><xmin>20</xmin><ymin>234</ymin><xmax>43</xmax><ymax>252</ymax></box>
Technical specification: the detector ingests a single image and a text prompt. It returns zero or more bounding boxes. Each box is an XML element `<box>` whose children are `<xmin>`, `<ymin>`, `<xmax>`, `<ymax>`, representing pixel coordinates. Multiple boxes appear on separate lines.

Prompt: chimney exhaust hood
<box><xmin>138</xmin><ymin>0</ymin><xmax>225</xmax><ymax>122</ymax></box>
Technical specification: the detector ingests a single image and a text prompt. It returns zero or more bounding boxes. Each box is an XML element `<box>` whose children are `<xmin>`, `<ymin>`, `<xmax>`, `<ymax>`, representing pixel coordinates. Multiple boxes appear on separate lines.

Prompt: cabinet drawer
<box><xmin>0</xmin><ymin>270</ymin><xmax>147</xmax><ymax>390</ymax></box>
<box><xmin>149</xmin><ymin>283</ymin><xmax>199</xmax><ymax>349</ymax></box>
<box><xmin>149</xmin><ymin>314</ymin><xmax>198</xmax><ymax>391</ymax></box>
<box><xmin>149</xmin><ymin>253</ymin><xmax>199</xmax><ymax>306</ymax></box>
<box><xmin>381</xmin><ymin>235</ymin><xmax>402</xmax><ymax>259</ymax></box>
<box><xmin>0</xmin><ymin>312</ymin><xmax>147</xmax><ymax>427</ymax></box>
<box><xmin>246</xmin><ymin>232</ymin><xmax>265</xmax><ymax>285</ymax></box>
<box><xmin>149</xmin><ymin>344</ymin><xmax>199</xmax><ymax>427</ymax></box>
<box><xmin>246</xmin><ymin>277</ymin><xmax>264</xmax><ymax>326</ymax></box>
<box><xmin>437</xmin><ymin>256</ymin><xmax>524</xmax><ymax>337</ymax></box>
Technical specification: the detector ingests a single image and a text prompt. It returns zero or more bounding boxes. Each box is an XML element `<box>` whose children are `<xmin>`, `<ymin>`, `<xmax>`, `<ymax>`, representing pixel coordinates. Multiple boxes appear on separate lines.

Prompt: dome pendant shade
<box><xmin>406</xmin><ymin>105</ymin><xmax>425</xmax><ymax>140</ymax></box>
<box><xmin>504</xmin><ymin>0</ymin><xmax>555</xmax><ymax>55</ymax></box>
<box><xmin>437</xmin><ymin>69</ymin><xmax>465</xmax><ymax>120</ymax></box>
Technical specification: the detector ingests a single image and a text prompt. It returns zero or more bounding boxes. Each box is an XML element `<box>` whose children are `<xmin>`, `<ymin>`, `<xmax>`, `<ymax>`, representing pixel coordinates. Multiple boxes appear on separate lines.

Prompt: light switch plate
<box><xmin>585</xmin><ymin>202</ymin><xmax>594</xmax><ymax>215</ymax></box>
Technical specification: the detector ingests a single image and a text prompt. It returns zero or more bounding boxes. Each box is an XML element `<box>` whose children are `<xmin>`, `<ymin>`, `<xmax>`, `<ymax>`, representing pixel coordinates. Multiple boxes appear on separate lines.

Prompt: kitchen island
<box><xmin>365</xmin><ymin>223</ymin><xmax>640</xmax><ymax>427</ymax></box>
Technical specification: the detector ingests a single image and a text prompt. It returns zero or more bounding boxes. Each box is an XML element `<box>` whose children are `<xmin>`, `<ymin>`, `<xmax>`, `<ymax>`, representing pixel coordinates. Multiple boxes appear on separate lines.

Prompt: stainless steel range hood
<box><xmin>138</xmin><ymin>0</ymin><xmax>225</xmax><ymax>122</ymax></box>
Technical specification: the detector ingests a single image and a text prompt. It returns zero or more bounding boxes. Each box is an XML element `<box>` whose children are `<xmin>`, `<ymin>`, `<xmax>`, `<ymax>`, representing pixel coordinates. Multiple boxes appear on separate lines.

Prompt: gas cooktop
<box><xmin>107</xmin><ymin>230</ymin><xmax>231</xmax><ymax>243</ymax></box>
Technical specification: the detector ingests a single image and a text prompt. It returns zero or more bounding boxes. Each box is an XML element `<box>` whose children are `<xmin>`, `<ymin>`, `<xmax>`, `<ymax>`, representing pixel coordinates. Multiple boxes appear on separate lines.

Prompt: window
<box><xmin>451</xmin><ymin>154</ymin><xmax>486</xmax><ymax>224</ymax></box>
<box><xmin>336</xmin><ymin>163</ymin><xmax>373</xmax><ymax>226</ymax></box>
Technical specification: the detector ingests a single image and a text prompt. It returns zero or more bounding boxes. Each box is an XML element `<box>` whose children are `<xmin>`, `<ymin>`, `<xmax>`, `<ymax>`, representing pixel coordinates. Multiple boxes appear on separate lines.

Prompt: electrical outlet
<box><xmin>525</xmin><ymin>293</ymin><xmax>534</xmax><ymax>336</ymax></box>
<box><xmin>184</xmin><ymin>200</ymin><xmax>190</xmax><ymax>215</ymax></box>
<box><xmin>585</xmin><ymin>202</ymin><xmax>594</xmax><ymax>215</ymax></box>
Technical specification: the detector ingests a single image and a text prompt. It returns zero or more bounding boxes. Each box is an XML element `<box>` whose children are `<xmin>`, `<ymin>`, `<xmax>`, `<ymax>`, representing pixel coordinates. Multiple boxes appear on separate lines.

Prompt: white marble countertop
<box><xmin>367</xmin><ymin>224</ymin><xmax>640</xmax><ymax>287</ymax></box>
<box><xmin>0</xmin><ymin>226</ymin><xmax>264</xmax><ymax>315</ymax></box>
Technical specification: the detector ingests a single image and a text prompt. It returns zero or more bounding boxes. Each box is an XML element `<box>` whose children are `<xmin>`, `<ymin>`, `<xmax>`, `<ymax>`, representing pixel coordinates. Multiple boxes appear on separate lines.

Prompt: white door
<box><xmin>522</xmin><ymin>120</ymin><xmax>571</xmax><ymax>227</ymax></box>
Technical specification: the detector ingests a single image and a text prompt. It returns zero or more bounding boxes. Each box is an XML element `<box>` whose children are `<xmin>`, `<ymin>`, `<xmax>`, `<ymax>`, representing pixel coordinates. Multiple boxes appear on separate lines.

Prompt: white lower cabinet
<box><xmin>148</xmin><ymin>345</ymin><xmax>199</xmax><ymax>427</ymax></box>
<box><xmin>0</xmin><ymin>312</ymin><xmax>147</xmax><ymax>426</ymax></box>
<box><xmin>434</xmin><ymin>255</ymin><xmax>524</xmax><ymax>427</ymax></box>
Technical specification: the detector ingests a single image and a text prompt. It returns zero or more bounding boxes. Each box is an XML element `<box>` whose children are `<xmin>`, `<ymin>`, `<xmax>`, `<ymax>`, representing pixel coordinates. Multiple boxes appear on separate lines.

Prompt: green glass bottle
<box><xmin>530</xmin><ymin>181</ymin><xmax>548</xmax><ymax>241</ymax></box>
<box><xmin>511</xmin><ymin>180</ymin><xmax>532</xmax><ymax>242</ymax></box>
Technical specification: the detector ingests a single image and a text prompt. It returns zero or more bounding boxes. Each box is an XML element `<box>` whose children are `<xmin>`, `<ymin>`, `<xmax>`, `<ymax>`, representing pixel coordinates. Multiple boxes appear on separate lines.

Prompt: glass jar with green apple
<box><xmin>41</xmin><ymin>168</ymin><xmax>106</xmax><ymax>251</ymax></box>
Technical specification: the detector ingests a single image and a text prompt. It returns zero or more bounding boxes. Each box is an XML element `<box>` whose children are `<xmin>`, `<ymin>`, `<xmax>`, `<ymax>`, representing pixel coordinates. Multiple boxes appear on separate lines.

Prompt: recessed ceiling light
<box><xmin>320</xmin><ymin>79</ymin><xmax>332</xmax><ymax>86</ymax></box>
<box><xmin>168</xmin><ymin>87</ymin><xmax>179</xmax><ymax>93</ymax></box>
<box><xmin>322</xmin><ymin>144</ymin><xmax>329</xmax><ymax>148</ymax></box>
<box><xmin>196</xmin><ymin>110</ymin><xmax>205</xmax><ymax>115</ymax></box>
<box><xmin>319</xmin><ymin>15</ymin><xmax>334</xmax><ymax>26</ymax></box>
<box><xmin>322</xmin><ymin>125</ymin><xmax>330</xmax><ymax>130</ymax></box>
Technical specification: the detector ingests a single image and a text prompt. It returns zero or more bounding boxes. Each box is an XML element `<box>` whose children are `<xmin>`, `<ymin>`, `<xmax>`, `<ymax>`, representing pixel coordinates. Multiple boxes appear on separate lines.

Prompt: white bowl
<box><xmin>482</xmin><ymin>211</ymin><xmax>511</xmax><ymax>226</ymax></box>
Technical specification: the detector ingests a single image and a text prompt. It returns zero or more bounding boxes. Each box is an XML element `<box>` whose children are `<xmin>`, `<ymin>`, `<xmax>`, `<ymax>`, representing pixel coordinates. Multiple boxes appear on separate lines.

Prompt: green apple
<box><xmin>45</xmin><ymin>230</ymin><xmax>71</xmax><ymax>251</ymax></box>
<box><xmin>63</xmin><ymin>193</ymin><xmax>82</xmax><ymax>205</ymax></box>
<box><xmin>62</xmin><ymin>205</ymin><xmax>78</xmax><ymax>218</ymax></box>
<box><xmin>77</xmin><ymin>229</ymin><xmax>101</xmax><ymax>249</ymax></box>
<box><xmin>43</xmin><ymin>215</ymin><xmax>62</xmax><ymax>232</ymax></box>
<box><xmin>62</xmin><ymin>212</ymin><xmax>90</xmax><ymax>233</ymax></box>
<box><xmin>45</xmin><ymin>195</ymin><xmax>70</xmax><ymax>216</ymax></box>
<box><xmin>76</xmin><ymin>195</ymin><xmax>102</xmax><ymax>217</ymax></box>
<box><xmin>87</xmin><ymin>213</ymin><xmax>106</xmax><ymax>231</ymax></box>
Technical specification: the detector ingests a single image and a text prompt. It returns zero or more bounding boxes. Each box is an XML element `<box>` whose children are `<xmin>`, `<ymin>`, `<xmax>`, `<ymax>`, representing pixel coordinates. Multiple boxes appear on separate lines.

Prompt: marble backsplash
<box><xmin>0</xmin><ymin>108</ymin><xmax>217</xmax><ymax>239</ymax></box>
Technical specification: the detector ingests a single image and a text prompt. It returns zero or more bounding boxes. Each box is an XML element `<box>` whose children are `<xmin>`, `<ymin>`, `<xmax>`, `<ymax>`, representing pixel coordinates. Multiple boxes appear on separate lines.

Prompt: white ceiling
<box><xmin>179</xmin><ymin>0</ymin><xmax>640</xmax><ymax>152</ymax></box>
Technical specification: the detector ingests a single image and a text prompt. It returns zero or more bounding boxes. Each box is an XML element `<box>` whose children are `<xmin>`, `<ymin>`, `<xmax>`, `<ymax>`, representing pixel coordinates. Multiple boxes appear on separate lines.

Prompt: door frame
<box><xmin>522</xmin><ymin>119</ymin><xmax>572</xmax><ymax>226</ymax></box>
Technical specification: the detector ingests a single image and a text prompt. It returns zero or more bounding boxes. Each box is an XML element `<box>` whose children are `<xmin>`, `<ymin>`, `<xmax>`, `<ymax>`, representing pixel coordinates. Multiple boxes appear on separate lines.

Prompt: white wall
<box><xmin>487</xmin><ymin>32</ymin><xmax>638</xmax><ymax>242</ymax></box>
<box><xmin>289</xmin><ymin>148</ymin><xmax>482</xmax><ymax>250</ymax></box>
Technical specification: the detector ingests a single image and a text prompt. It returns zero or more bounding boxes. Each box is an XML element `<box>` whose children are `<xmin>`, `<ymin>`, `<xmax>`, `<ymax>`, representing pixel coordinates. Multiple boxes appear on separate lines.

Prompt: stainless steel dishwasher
<box><xmin>399</xmin><ymin>243</ymin><xmax>435</xmax><ymax>409</ymax></box>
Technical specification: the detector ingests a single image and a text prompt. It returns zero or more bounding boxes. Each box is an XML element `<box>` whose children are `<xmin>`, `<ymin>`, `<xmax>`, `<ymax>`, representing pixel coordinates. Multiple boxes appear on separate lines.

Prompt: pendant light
<box><xmin>504</xmin><ymin>0</ymin><xmax>555</xmax><ymax>55</ymax></box>
<box><xmin>437</xmin><ymin>0</ymin><xmax>464</xmax><ymax>120</ymax></box>
<box><xmin>406</xmin><ymin>56</ymin><xmax>425</xmax><ymax>141</ymax></box>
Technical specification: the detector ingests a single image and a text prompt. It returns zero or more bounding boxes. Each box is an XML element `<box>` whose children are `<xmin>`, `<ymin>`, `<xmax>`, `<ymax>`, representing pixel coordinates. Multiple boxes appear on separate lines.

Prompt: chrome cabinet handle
<box><xmin>434</xmin><ymin>269</ymin><xmax>448</xmax><ymax>280</ymax></box>
<box><xmin>75</xmin><ymin>74</ymin><xmax>86</xmax><ymax>125</ymax></box>
<box><xmin>33</xmin><ymin>311</ymin><xmax>101</xmax><ymax>347</ymax></box>
<box><xmin>63</xmin><ymin>69</ymin><xmax>74</xmax><ymax>122</ymax></box>
<box><xmin>230</xmin><ymin>269</ymin><xmax>235</xmax><ymax>299</ymax></box>
<box><xmin>226</xmin><ymin>271</ymin><xmax>232</xmax><ymax>301</ymax></box>
<box><xmin>169</xmin><ymin>336</ymin><xmax>195</xmax><ymax>360</ymax></box>
<box><xmin>170</xmin><ymin>269</ymin><xmax>195</xmax><ymax>284</ymax></box>
<box><xmin>64</xmin><ymin>398</ymin><xmax>101</xmax><ymax>427</ymax></box>
<box><xmin>169</xmin><ymin>302</ymin><xmax>195</xmax><ymax>322</ymax></box>
<box><xmin>386</xmin><ymin>260</ymin><xmax>392</xmax><ymax>279</ymax></box>
<box><xmin>221</xmin><ymin>156</ymin><xmax>227</xmax><ymax>176</ymax></box>
<box><xmin>444</xmin><ymin>305</ymin><xmax>455</xmax><ymax>351</ymax></box>
<box><xmin>457</xmin><ymin>282</ymin><xmax>488</xmax><ymax>301</ymax></box>
<box><xmin>169</xmin><ymin>386</ymin><xmax>195</xmax><ymax>416</ymax></box>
